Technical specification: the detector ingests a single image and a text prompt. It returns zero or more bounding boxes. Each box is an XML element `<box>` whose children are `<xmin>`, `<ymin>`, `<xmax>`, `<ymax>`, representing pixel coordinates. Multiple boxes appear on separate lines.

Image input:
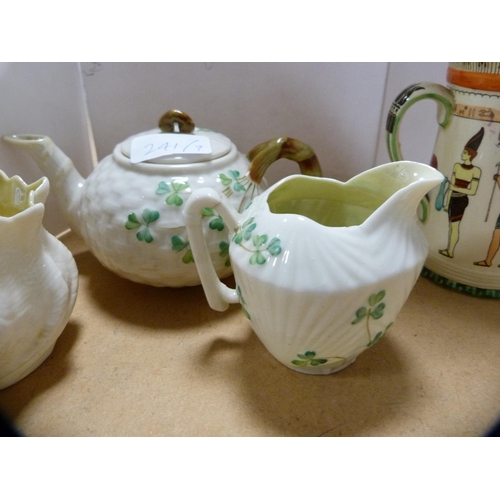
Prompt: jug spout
<box><xmin>3</xmin><ymin>134</ymin><xmax>85</xmax><ymax>233</ymax></box>
<box><xmin>359</xmin><ymin>161</ymin><xmax>444</xmax><ymax>228</ymax></box>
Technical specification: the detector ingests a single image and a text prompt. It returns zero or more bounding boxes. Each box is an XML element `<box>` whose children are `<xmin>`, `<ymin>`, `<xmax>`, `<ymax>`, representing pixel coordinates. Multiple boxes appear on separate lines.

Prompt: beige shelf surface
<box><xmin>1</xmin><ymin>231</ymin><xmax>499</xmax><ymax>437</ymax></box>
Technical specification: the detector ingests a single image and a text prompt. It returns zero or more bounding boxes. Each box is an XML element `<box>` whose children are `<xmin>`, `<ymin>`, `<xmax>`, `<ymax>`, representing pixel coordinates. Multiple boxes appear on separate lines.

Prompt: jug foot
<box><xmin>288</xmin><ymin>356</ymin><xmax>356</xmax><ymax>375</ymax></box>
<box><xmin>0</xmin><ymin>340</ymin><xmax>56</xmax><ymax>390</ymax></box>
<box><xmin>421</xmin><ymin>267</ymin><xmax>500</xmax><ymax>299</ymax></box>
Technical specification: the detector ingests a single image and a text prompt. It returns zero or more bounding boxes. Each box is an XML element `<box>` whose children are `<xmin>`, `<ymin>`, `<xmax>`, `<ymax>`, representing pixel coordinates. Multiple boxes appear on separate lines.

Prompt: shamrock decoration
<box><xmin>291</xmin><ymin>351</ymin><xmax>328</xmax><ymax>367</ymax></box>
<box><xmin>291</xmin><ymin>351</ymin><xmax>346</xmax><ymax>370</ymax></box>
<box><xmin>202</xmin><ymin>207</ymin><xmax>225</xmax><ymax>231</ymax></box>
<box><xmin>171</xmin><ymin>235</ymin><xmax>194</xmax><ymax>264</ymax></box>
<box><xmin>219</xmin><ymin>170</ymin><xmax>248</xmax><ymax>195</ymax></box>
<box><xmin>219</xmin><ymin>241</ymin><xmax>231</xmax><ymax>267</ymax></box>
<box><xmin>125</xmin><ymin>209</ymin><xmax>160</xmax><ymax>243</ymax></box>
<box><xmin>236</xmin><ymin>285</ymin><xmax>251</xmax><ymax>319</ymax></box>
<box><xmin>351</xmin><ymin>290</ymin><xmax>393</xmax><ymax>346</ymax></box>
<box><xmin>232</xmin><ymin>217</ymin><xmax>281</xmax><ymax>265</ymax></box>
<box><xmin>156</xmin><ymin>180</ymin><xmax>190</xmax><ymax>206</ymax></box>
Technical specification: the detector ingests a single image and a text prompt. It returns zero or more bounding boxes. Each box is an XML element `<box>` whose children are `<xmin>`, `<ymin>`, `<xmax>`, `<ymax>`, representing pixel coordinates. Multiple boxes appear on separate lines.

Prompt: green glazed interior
<box><xmin>267</xmin><ymin>176</ymin><xmax>389</xmax><ymax>227</ymax></box>
<box><xmin>0</xmin><ymin>176</ymin><xmax>43</xmax><ymax>217</ymax></box>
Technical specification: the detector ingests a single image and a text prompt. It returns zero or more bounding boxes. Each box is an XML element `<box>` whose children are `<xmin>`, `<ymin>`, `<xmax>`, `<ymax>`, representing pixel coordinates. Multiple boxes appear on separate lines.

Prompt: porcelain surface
<box><xmin>387</xmin><ymin>63</ymin><xmax>500</xmax><ymax>297</ymax></box>
<box><xmin>184</xmin><ymin>162</ymin><xmax>443</xmax><ymax>374</ymax></box>
<box><xmin>3</xmin><ymin>111</ymin><xmax>321</xmax><ymax>287</ymax></box>
<box><xmin>0</xmin><ymin>170</ymin><xmax>78</xmax><ymax>389</ymax></box>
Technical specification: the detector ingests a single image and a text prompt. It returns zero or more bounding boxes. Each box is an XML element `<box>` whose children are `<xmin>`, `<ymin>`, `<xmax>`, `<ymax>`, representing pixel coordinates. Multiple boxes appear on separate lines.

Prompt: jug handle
<box><xmin>247</xmin><ymin>137</ymin><xmax>322</xmax><ymax>184</ymax></box>
<box><xmin>386</xmin><ymin>82</ymin><xmax>454</xmax><ymax>161</ymax></box>
<box><xmin>184</xmin><ymin>188</ymin><xmax>241</xmax><ymax>312</ymax></box>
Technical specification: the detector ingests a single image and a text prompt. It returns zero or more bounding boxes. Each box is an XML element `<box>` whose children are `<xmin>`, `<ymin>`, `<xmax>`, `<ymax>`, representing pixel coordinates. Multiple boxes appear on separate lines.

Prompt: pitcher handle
<box><xmin>386</xmin><ymin>82</ymin><xmax>455</xmax><ymax>161</ymax></box>
<box><xmin>247</xmin><ymin>137</ymin><xmax>322</xmax><ymax>183</ymax></box>
<box><xmin>184</xmin><ymin>188</ymin><xmax>241</xmax><ymax>312</ymax></box>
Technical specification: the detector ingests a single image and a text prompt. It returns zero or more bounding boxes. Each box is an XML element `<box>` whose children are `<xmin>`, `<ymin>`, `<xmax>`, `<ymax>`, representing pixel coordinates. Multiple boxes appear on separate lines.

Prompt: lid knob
<box><xmin>158</xmin><ymin>110</ymin><xmax>195</xmax><ymax>134</ymax></box>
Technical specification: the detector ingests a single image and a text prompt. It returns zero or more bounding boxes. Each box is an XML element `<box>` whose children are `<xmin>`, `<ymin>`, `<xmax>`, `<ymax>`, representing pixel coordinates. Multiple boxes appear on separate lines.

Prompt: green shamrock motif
<box><xmin>219</xmin><ymin>170</ymin><xmax>248</xmax><ymax>195</ymax></box>
<box><xmin>291</xmin><ymin>351</ymin><xmax>346</xmax><ymax>369</ymax></box>
<box><xmin>156</xmin><ymin>180</ymin><xmax>190</xmax><ymax>206</ymax></box>
<box><xmin>351</xmin><ymin>290</ymin><xmax>393</xmax><ymax>346</ymax></box>
<box><xmin>202</xmin><ymin>207</ymin><xmax>225</xmax><ymax>231</ymax></box>
<box><xmin>171</xmin><ymin>235</ymin><xmax>194</xmax><ymax>264</ymax></box>
<box><xmin>125</xmin><ymin>209</ymin><xmax>160</xmax><ymax>243</ymax></box>
<box><xmin>219</xmin><ymin>241</ymin><xmax>231</xmax><ymax>267</ymax></box>
<box><xmin>236</xmin><ymin>285</ymin><xmax>251</xmax><ymax>319</ymax></box>
<box><xmin>233</xmin><ymin>217</ymin><xmax>257</xmax><ymax>245</ymax></box>
<box><xmin>233</xmin><ymin>217</ymin><xmax>281</xmax><ymax>265</ymax></box>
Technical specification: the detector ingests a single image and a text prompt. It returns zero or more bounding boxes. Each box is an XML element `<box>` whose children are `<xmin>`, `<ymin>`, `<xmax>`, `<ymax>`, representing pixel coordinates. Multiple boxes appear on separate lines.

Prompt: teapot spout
<box><xmin>3</xmin><ymin>134</ymin><xmax>85</xmax><ymax>233</ymax></box>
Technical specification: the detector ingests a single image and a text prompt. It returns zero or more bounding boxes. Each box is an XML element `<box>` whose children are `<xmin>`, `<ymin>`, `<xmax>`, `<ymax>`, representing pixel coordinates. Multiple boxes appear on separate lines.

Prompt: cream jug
<box><xmin>0</xmin><ymin>170</ymin><xmax>78</xmax><ymax>389</ymax></box>
<box><xmin>184</xmin><ymin>162</ymin><xmax>443</xmax><ymax>374</ymax></box>
<box><xmin>387</xmin><ymin>63</ymin><xmax>500</xmax><ymax>297</ymax></box>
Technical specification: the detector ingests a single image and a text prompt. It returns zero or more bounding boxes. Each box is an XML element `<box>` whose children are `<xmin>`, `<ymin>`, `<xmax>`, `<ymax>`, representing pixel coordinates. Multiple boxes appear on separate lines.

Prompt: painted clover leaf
<box><xmin>267</xmin><ymin>237</ymin><xmax>282</xmax><ymax>256</ymax></box>
<box><xmin>233</xmin><ymin>217</ymin><xmax>256</xmax><ymax>245</ymax></box>
<box><xmin>367</xmin><ymin>323</ymin><xmax>393</xmax><ymax>347</ymax></box>
<box><xmin>351</xmin><ymin>290</ymin><xmax>393</xmax><ymax>346</ymax></box>
<box><xmin>291</xmin><ymin>351</ymin><xmax>346</xmax><ymax>369</ymax></box>
<box><xmin>156</xmin><ymin>181</ymin><xmax>170</xmax><ymax>195</ymax></box>
<box><xmin>292</xmin><ymin>351</ymin><xmax>328</xmax><ymax>367</ymax></box>
<box><xmin>156</xmin><ymin>180</ymin><xmax>190</xmax><ymax>206</ymax></box>
<box><xmin>249</xmin><ymin>250</ymin><xmax>266</xmax><ymax>265</ymax></box>
<box><xmin>202</xmin><ymin>207</ymin><xmax>225</xmax><ymax>231</ymax></box>
<box><xmin>171</xmin><ymin>235</ymin><xmax>194</xmax><ymax>264</ymax></box>
<box><xmin>233</xmin><ymin>218</ymin><xmax>282</xmax><ymax>265</ymax></box>
<box><xmin>220</xmin><ymin>170</ymin><xmax>252</xmax><ymax>197</ymax></box>
<box><xmin>219</xmin><ymin>240</ymin><xmax>231</xmax><ymax>267</ymax></box>
<box><xmin>125</xmin><ymin>209</ymin><xmax>160</xmax><ymax>243</ymax></box>
<box><xmin>219</xmin><ymin>173</ymin><xmax>233</xmax><ymax>186</ymax></box>
<box><xmin>236</xmin><ymin>285</ymin><xmax>251</xmax><ymax>319</ymax></box>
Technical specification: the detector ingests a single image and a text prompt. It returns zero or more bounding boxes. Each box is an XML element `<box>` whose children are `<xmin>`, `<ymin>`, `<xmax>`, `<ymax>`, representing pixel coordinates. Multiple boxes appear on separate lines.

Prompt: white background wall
<box><xmin>0</xmin><ymin>62</ymin><xmax>448</xmax><ymax>235</ymax></box>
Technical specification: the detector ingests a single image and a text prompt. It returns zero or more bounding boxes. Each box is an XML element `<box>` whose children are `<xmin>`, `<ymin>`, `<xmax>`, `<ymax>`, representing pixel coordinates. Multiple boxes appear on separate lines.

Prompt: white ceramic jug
<box><xmin>184</xmin><ymin>162</ymin><xmax>443</xmax><ymax>374</ymax></box>
<box><xmin>0</xmin><ymin>170</ymin><xmax>78</xmax><ymax>389</ymax></box>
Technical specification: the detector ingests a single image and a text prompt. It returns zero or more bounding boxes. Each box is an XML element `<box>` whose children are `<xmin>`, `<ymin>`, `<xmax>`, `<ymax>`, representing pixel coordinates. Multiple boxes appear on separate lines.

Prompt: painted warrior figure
<box><xmin>439</xmin><ymin>127</ymin><xmax>484</xmax><ymax>258</ymax></box>
<box><xmin>474</xmin><ymin>169</ymin><xmax>500</xmax><ymax>267</ymax></box>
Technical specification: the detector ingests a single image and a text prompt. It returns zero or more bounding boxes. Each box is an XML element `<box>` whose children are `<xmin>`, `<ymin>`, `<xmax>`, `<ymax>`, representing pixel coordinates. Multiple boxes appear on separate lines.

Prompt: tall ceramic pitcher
<box><xmin>387</xmin><ymin>62</ymin><xmax>500</xmax><ymax>297</ymax></box>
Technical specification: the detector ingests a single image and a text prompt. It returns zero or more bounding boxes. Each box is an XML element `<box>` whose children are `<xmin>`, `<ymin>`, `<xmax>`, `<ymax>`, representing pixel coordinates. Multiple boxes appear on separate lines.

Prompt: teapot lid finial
<box><xmin>119</xmin><ymin>109</ymin><xmax>233</xmax><ymax>165</ymax></box>
<box><xmin>159</xmin><ymin>110</ymin><xmax>195</xmax><ymax>134</ymax></box>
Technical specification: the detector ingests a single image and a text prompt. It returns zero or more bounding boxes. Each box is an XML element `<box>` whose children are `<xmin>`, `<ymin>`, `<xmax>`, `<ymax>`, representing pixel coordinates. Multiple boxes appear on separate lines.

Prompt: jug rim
<box><xmin>262</xmin><ymin>161</ymin><xmax>443</xmax><ymax>229</ymax></box>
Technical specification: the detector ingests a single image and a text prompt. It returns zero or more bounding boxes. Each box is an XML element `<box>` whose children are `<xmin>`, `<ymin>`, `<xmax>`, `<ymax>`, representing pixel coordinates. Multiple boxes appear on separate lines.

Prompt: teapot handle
<box><xmin>184</xmin><ymin>188</ymin><xmax>241</xmax><ymax>312</ymax></box>
<box><xmin>386</xmin><ymin>82</ymin><xmax>454</xmax><ymax>161</ymax></box>
<box><xmin>247</xmin><ymin>137</ymin><xmax>322</xmax><ymax>183</ymax></box>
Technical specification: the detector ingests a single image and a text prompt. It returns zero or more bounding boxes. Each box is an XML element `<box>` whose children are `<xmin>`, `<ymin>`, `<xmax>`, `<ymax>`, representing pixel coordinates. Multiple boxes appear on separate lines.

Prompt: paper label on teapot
<box><xmin>130</xmin><ymin>134</ymin><xmax>212</xmax><ymax>163</ymax></box>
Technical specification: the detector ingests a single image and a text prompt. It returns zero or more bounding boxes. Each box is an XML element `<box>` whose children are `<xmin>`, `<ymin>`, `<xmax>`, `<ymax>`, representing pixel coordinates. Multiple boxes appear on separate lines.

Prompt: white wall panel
<box><xmin>0</xmin><ymin>62</ymin><xmax>94</xmax><ymax>235</ymax></box>
<box><xmin>0</xmin><ymin>62</ymin><xmax>452</xmax><ymax>235</ymax></box>
<box><xmin>81</xmin><ymin>62</ymin><xmax>389</xmax><ymax>184</ymax></box>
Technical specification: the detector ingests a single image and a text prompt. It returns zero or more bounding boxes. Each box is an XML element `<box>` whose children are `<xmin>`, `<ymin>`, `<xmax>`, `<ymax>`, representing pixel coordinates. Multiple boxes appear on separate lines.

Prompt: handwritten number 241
<box><xmin>144</xmin><ymin>140</ymin><xmax>203</xmax><ymax>156</ymax></box>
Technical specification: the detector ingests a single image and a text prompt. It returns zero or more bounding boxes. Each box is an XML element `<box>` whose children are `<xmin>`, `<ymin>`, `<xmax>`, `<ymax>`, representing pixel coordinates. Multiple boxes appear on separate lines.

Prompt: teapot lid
<box><xmin>120</xmin><ymin>110</ymin><xmax>233</xmax><ymax>164</ymax></box>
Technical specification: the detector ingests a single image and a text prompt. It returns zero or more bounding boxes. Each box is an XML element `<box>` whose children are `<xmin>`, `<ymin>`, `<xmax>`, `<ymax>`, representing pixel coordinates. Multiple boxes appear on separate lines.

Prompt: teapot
<box><xmin>3</xmin><ymin>110</ymin><xmax>321</xmax><ymax>287</ymax></box>
<box><xmin>184</xmin><ymin>161</ymin><xmax>443</xmax><ymax>374</ymax></box>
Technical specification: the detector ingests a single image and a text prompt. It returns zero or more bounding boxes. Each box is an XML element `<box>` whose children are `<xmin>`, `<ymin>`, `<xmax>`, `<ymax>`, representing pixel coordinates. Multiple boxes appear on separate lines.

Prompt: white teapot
<box><xmin>4</xmin><ymin>110</ymin><xmax>321</xmax><ymax>287</ymax></box>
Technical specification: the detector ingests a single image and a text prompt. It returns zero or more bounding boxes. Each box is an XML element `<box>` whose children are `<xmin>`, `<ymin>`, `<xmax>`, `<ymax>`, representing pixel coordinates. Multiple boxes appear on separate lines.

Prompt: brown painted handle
<box><xmin>247</xmin><ymin>137</ymin><xmax>322</xmax><ymax>184</ymax></box>
<box><xmin>158</xmin><ymin>110</ymin><xmax>195</xmax><ymax>133</ymax></box>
